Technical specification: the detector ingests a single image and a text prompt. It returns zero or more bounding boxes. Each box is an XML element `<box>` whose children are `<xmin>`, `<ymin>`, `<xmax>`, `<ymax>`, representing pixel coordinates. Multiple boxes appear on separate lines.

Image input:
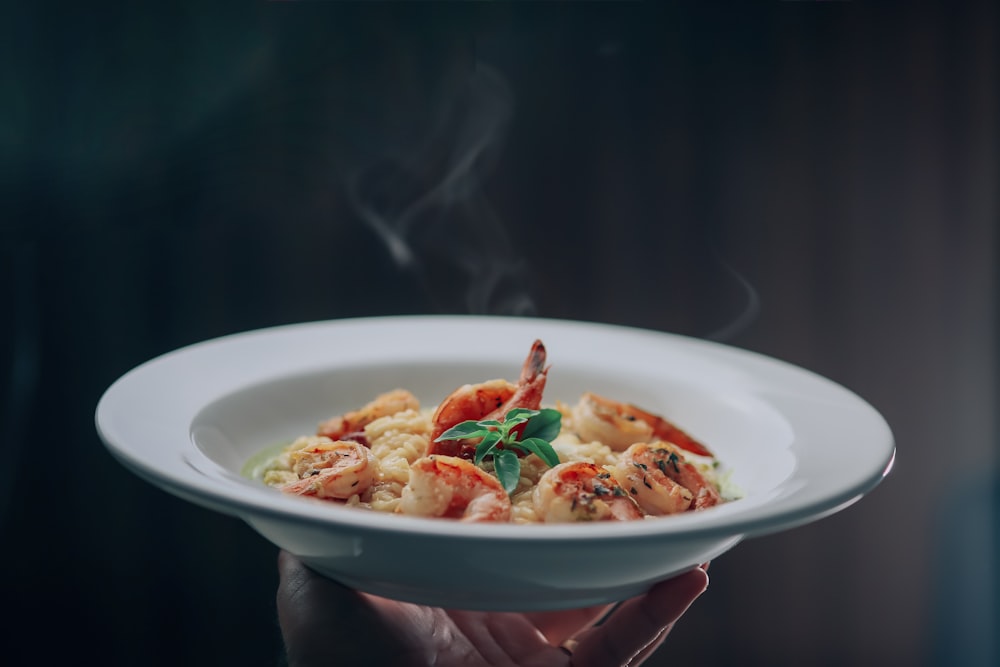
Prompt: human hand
<box><xmin>277</xmin><ymin>550</ymin><xmax>708</xmax><ymax>667</ymax></box>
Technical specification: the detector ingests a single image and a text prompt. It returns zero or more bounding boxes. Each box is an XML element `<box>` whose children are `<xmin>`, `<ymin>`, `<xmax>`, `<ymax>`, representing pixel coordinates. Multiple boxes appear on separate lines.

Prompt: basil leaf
<box><xmin>504</xmin><ymin>407</ymin><xmax>539</xmax><ymax>424</ymax></box>
<box><xmin>520</xmin><ymin>408</ymin><xmax>562</xmax><ymax>442</ymax></box>
<box><xmin>493</xmin><ymin>449</ymin><xmax>521</xmax><ymax>494</ymax></box>
<box><xmin>473</xmin><ymin>431</ymin><xmax>502</xmax><ymax>466</ymax></box>
<box><xmin>435</xmin><ymin>421</ymin><xmax>490</xmax><ymax>442</ymax></box>
<box><xmin>517</xmin><ymin>437</ymin><xmax>561</xmax><ymax>468</ymax></box>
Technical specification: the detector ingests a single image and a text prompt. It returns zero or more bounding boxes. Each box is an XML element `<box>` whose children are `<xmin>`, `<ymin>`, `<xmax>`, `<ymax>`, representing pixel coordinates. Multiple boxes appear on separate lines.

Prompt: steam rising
<box><xmin>705</xmin><ymin>259</ymin><xmax>761</xmax><ymax>343</ymax></box>
<box><xmin>348</xmin><ymin>64</ymin><xmax>535</xmax><ymax>316</ymax></box>
<box><xmin>345</xmin><ymin>61</ymin><xmax>760</xmax><ymax>336</ymax></box>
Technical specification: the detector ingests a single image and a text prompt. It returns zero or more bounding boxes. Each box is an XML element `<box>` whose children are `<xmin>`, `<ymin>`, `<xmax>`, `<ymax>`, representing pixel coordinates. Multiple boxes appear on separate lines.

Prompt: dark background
<box><xmin>1</xmin><ymin>2</ymin><xmax>995</xmax><ymax>666</ymax></box>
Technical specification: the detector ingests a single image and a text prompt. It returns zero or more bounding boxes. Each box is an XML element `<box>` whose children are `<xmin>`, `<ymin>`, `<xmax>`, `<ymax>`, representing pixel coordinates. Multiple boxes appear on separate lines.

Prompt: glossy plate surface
<box><xmin>96</xmin><ymin>316</ymin><xmax>895</xmax><ymax>610</ymax></box>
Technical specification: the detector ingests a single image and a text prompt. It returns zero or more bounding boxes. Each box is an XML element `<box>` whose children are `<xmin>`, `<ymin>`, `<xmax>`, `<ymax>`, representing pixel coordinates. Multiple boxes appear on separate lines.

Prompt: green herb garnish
<box><xmin>434</xmin><ymin>407</ymin><xmax>562</xmax><ymax>494</ymax></box>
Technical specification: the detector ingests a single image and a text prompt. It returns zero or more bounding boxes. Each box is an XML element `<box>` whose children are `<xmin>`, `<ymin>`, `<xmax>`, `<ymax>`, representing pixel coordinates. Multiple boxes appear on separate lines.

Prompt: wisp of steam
<box><xmin>345</xmin><ymin>60</ymin><xmax>760</xmax><ymax>339</ymax></box>
<box><xmin>348</xmin><ymin>63</ymin><xmax>535</xmax><ymax>317</ymax></box>
<box><xmin>704</xmin><ymin>258</ymin><xmax>761</xmax><ymax>343</ymax></box>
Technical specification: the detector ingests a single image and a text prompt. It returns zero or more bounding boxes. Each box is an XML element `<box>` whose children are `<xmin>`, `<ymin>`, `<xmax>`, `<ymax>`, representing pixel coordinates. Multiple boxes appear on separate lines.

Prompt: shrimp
<box><xmin>398</xmin><ymin>455</ymin><xmax>512</xmax><ymax>522</ymax></box>
<box><xmin>427</xmin><ymin>339</ymin><xmax>549</xmax><ymax>457</ymax></box>
<box><xmin>613</xmin><ymin>442</ymin><xmax>720</xmax><ymax>512</ymax></box>
<box><xmin>533</xmin><ymin>461</ymin><xmax>643</xmax><ymax>522</ymax></box>
<box><xmin>317</xmin><ymin>389</ymin><xmax>420</xmax><ymax>442</ymax></box>
<box><xmin>280</xmin><ymin>439</ymin><xmax>379</xmax><ymax>500</ymax></box>
<box><xmin>570</xmin><ymin>392</ymin><xmax>714</xmax><ymax>457</ymax></box>
<box><xmin>612</xmin><ymin>442</ymin><xmax>693</xmax><ymax>515</ymax></box>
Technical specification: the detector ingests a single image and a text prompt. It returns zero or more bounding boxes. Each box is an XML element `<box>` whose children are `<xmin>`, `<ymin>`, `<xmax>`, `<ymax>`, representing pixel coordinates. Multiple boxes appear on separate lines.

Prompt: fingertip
<box><xmin>681</xmin><ymin>565</ymin><xmax>709</xmax><ymax>596</ymax></box>
<box><xmin>645</xmin><ymin>567</ymin><xmax>709</xmax><ymax>617</ymax></box>
<box><xmin>567</xmin><ymin>568</ymin><xmax>710</xmax><ymax>667</ymax></box>
<box><xmin>691</xmin><ymin>565</ymin><xmax>709</xmax><ymax>590</ymax></box>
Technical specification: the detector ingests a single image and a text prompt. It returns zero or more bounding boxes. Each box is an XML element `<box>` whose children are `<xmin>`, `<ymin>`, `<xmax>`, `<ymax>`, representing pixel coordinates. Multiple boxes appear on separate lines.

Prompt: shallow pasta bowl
<box><xmin>95</xmin><ymin>315</ymin><xmax>895</xmax><ymax>611</ymax></box>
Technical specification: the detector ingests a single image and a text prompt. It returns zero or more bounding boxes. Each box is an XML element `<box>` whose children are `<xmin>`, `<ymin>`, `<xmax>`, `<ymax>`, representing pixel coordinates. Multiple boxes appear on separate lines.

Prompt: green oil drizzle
<box><xmin>240</xmin><ymin>441</ymin><xmax>292</xmax><ymax>481</ymax></box>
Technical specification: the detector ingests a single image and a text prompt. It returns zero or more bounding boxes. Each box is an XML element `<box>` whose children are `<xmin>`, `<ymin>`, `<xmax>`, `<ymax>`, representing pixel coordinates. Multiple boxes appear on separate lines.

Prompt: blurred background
<box><xmin>1</xmin><ymin>2</ymin><xmax>995</xmax><ymax>666</ymax></box>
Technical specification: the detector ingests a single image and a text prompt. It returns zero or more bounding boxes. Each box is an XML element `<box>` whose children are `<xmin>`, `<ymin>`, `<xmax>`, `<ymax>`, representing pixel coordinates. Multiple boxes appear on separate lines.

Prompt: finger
<box><xmin>276</xmin><ymin>550</ymin><xmax>348</xmax><ymax>631</ymax></box>
<box><xmin>277</xmin><ymin>551</ymin><xmax>357</xmax><ymax>624</ymax></box>
<box><xmin>277</xmin><ymin>551</ymin><xmax>416</xmax><ymax>667</ymax></box>
<box><xmin>568</xmin><ymin>568</ymin><xmax>709</xmax><ymax>667</ymax></box>
<box><xmin>277</xmin><ymin>551</ymin><xmax>361</xmax><ymax>666</ymax></box>
<box><xmin>628</xmin><ymin>625</ymin><xmax>669</xmax><ymax>665</ymax></box>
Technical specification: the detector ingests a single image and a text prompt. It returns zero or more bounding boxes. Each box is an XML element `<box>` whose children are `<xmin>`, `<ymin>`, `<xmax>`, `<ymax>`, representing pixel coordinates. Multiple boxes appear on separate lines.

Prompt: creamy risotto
<box><xmin>250</xmin><ymin>340</ymin><xmax>737</xmax><ymax>523</ymax></box>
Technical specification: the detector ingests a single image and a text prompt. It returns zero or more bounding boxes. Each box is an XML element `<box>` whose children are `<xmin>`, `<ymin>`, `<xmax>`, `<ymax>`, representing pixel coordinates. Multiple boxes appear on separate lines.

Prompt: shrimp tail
<box><xmin>491</xmin><ymin>339</ymin><xmax>549</xmax><ymax>419</ymax></box>
<box><xmin>520</xmin><ymin>339</ymin><xmax>547</xmax><ymax>384</ymax></box>
<box><xmin>648</xmin><ymin>417</ymin><xmax>714</xmax><ymax>458</ymax></box>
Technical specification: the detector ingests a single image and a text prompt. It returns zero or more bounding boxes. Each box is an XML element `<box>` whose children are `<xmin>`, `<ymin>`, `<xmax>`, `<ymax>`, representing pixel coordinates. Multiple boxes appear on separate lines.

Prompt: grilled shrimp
<box><xmin>280</xmin><ymin>439</ymin><xmax>379</xmax><ymax>500</ymax></box>
<box><xmin>399</xmin><ymin>455</ymin><xmax>513</xmax><ymax>522</ymax></box>
<box><xmin>317</xmin><ymin>389</ymin><xmax>420</xmax><ymax>442</ymax></box>
<box><xmin>533</xmin><ymin>461</ymin><xmax>642</xmax><ymax>522</ymax></box>
<box><xmin>427</xmin><ymin>339</ymin><xmax>549</xmax><ymax>457</ymax></box>
<box><xmin>613</xmin><ymin>442</ymin><xmax>720</xmax><ymax>512</ymax></box>
<box><xmin>570</xmin><ymin>392</ymin><xmax>714</xmax><ymax>457</ymax></box>
<box><xmin>611</xmin><ymin>442</ymin><xmax>693</xmax><ymax>515</ymax></box>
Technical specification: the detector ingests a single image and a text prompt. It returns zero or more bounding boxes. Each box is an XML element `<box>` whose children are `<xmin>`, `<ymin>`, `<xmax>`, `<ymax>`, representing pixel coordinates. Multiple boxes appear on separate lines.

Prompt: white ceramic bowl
<box><xmin>96</xmin><ymin>316</ymin><xmax>895</xmax><ymax>611</ymax></box>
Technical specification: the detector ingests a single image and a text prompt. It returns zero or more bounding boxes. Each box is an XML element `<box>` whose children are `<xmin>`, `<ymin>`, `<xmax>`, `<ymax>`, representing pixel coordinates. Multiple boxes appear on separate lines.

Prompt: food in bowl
<box><xmin>247</xmin><ymin>340</ymin><xmax>739</xmax><ymax>523</ymax></box>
